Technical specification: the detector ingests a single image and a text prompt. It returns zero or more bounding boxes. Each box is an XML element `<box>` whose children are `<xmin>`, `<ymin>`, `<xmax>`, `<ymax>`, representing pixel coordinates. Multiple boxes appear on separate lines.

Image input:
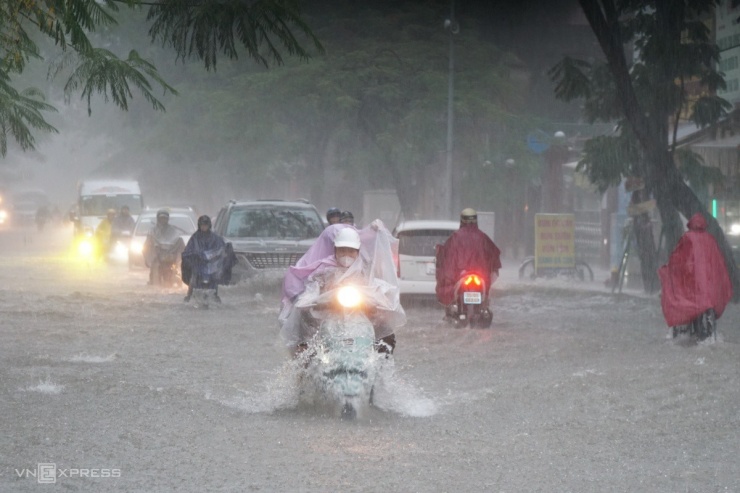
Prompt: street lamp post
<box><xmin>444</xmin><ymin>1</ymin><xmax>458</xmax><ymax>219</ymax></box>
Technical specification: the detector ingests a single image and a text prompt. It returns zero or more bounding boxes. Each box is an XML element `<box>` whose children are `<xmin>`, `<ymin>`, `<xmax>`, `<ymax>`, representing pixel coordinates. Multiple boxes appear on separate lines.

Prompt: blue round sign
<box><xmin>527</xmin><ymin>132</ymin><xmax>550</xmax><ymax>154</ymax></box>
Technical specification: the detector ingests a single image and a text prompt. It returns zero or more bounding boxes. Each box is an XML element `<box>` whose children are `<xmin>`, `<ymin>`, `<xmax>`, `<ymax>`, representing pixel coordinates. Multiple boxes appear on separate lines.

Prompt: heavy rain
<box><xmin>1</xmin><ymin>1</ymin><xmax>739</xmax><ymax>492</ymax></box>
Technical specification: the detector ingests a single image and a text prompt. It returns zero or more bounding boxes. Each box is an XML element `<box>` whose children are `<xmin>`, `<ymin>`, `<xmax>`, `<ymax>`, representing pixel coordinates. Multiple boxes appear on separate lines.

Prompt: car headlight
<box><xmin>114</xmin><ymin>242</ymin><xmax>129</xmax><ymax>256</ymax></box>
<box><xmin>730</xmin><ymin>223</ymin><xmax>740</xmax><ymax>236</ymax></box>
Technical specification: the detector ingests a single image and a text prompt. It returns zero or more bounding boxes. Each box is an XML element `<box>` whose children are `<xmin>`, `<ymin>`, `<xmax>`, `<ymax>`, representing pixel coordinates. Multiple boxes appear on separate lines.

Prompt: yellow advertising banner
<box><xmin>535</xmin><ymin>213</ymin><xmax>576</xmax><ymax>270</ymax></box>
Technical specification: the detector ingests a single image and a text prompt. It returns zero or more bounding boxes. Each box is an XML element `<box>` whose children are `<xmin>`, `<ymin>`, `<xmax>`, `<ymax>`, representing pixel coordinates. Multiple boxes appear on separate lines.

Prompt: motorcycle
<box><xmin>444</xmin><ymin>271</ymin><xmax>492</xmax><ymax>329</ymax></box>
<box><xmin>144</xmin><ymin>238</ymin><xmax>185</xmax><ymax>287</ymax></box>
<box><xmin>294</xmin><ymin>283</ymin><xmax>385</xmax><ymax>420</ymax></box>
<box><xmin>107</xmin><ymin>231</ymin><xmax>132</xmax><ymax>264</ymax></box>
<box><xmin>672</xmin><ymin>308</ymin><xmax>716</xmax><ymax>342</ymax></box>
<box><xmin>183</xmin><ymin>264</ymin><xmax>220</xmax><ymax>307</ymax></box>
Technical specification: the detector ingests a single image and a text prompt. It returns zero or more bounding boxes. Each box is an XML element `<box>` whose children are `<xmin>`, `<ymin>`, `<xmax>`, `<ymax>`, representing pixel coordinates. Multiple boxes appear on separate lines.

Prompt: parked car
<box><xmin>213</xmin><ymin>199</ymin><xmax>325</xmax><ymax>282</ymax></box>
<box><xmin>128</xmin><ymin>207</ymin><xmax>198</xmax><ymax>268</ymax></box>
<box><xmin>393</xmin><ymin>220</ymin><xmax>459</xmax><ymax>296</ymax></box>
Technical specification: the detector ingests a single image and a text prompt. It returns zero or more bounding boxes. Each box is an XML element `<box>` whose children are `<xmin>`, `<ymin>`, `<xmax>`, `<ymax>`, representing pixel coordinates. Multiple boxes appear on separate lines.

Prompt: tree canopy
<box><xmin>0</xmin><ymin>0</ymin><xmax>321</xmax><ymax>157</ymax></box>
<box><xmin>118</xmin><ymin>0</ymin><xmax>541</xmax><ymax>217</ymax></box>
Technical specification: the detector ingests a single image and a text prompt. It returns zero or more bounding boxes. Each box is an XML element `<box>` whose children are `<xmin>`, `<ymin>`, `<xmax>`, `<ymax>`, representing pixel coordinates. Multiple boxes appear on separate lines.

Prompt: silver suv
<box><xmin>213</xmin><ymin>199</ymin><xmax>325</xmax><ymax>281</ymax></box>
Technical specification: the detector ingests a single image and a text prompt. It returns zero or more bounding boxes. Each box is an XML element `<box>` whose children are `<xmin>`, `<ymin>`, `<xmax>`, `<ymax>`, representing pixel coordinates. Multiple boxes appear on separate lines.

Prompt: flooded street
<box><xmin>1</xmin><ymin>225</ymin><xmax>739</xmax><ymax>492</ymax></box>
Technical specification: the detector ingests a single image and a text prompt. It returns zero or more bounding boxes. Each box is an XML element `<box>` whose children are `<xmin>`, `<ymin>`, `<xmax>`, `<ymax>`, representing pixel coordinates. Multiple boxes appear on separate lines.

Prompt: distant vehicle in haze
<box><xmin>72</xmin><ymin>180</ymin><xmax>143</xmax><ymax>237</ymax></box>
<box><xmin>10</xmin><ymin>188</ymin><xmax>49</xmax><ymax>227</ymax></box>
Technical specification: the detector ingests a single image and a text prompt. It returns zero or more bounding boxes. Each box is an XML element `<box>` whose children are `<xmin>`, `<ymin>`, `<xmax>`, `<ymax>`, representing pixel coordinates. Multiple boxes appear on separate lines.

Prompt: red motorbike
<box><xmin>444</xmin><ymin>271</ymin><xmax>492</xmax><ymax>329</ymax></box>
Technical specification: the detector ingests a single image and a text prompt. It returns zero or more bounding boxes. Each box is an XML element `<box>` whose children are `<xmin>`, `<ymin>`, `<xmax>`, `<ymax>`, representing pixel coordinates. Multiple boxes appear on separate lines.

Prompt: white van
<box><xmin>74</xmin><ymin>180</ymin><xmax>143</xmax><ymax>235</ymax></box>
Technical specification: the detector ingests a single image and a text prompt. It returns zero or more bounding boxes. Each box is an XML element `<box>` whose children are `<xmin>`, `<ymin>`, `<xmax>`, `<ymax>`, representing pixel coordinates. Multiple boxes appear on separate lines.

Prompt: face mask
<box><xmin>337</xmin><ymin>256</ymin><xmax>355</xmax><ymax>268</ymax></box>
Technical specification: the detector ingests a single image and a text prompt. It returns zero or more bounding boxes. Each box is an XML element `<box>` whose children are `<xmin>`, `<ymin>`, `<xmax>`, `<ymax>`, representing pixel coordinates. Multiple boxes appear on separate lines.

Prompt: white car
<box><xmin>128</xmin><ymin>208</ymin><xmax>198</xmax><ymax>268</ymax></box>
<box><xmin>393</xmin><ymin>220</ymin><xmax>459</xmax><ymax>295</ymax></box>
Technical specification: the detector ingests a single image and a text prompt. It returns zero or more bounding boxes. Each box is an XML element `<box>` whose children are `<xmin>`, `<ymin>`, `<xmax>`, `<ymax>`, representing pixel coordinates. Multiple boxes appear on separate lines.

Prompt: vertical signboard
<box><xmin>535</xmin><ymin>213</ymin><xmax>576</xmax><ymax>273</ymax></box>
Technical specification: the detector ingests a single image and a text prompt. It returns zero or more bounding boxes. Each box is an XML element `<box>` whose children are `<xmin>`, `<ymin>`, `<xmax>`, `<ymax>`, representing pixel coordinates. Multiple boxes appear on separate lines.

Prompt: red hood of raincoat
<box><xmin>686</xmin><ymin>212</ymin><xmax>707</xmax><ymax>231</ymax></box>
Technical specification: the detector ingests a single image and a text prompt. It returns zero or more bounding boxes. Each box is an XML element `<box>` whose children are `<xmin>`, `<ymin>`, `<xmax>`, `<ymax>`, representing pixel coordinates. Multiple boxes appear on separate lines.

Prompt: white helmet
<box><xmin>334</xmin><ymin>227</ymin><xmax>361</xmax><ymax>249</ymax></box>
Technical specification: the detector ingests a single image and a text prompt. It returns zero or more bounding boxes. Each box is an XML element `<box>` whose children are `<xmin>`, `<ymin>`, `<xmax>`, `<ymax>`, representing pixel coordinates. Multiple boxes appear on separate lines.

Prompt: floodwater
<box><xmin>1</xmin><ymin>225</ymin><xmax>738</xmax><ymax>492</ymax></box>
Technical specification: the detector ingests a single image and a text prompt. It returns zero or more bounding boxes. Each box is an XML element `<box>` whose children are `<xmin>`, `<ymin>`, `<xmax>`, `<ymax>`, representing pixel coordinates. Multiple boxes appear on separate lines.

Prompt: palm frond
<box><xmin>675</xmin><ymin>147</ymin><xmax>725</xmax><ymax>190</ymax></box>
<box><xmin>63</xmin><ymin>48</ymin><xmax>177</xmax><ymax>115</ymax></box>
<box><xmin>690</xmin><ymin>95</ymin><xmax>732</xmax><ymax>128</ymax></box>
<box><xmin>548</xmin><ymin>56</ymin><xmax>592</xmax><ymax>102</ymax></box>
<box><xmin>147</xmin><ymin>0</ymin><xmax>324</xmax><ymax>70</ymax></box>
<box><xmin>0</xmin><ymin>77</ymin><xmax>58</xmax><ymax>155</ymax></box>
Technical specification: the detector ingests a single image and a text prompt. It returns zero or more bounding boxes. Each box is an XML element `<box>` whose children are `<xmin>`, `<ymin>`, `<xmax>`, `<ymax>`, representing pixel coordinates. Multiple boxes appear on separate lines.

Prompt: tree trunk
<box><xmin>630</xmin><ymin>188</ymin><xmax>659</xmax><ymax>293</ymax></box>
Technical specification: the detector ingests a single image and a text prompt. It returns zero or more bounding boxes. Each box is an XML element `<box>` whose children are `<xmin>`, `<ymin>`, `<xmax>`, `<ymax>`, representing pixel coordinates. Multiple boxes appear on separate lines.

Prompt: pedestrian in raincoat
<box><xmin>435</xmin><ymin>208</ymin><xmax>501</xmax><ymax>310</ymax></box>
<box><xmin>94</xmin><ymin>209</ymin><xmax>117</xmax><ymax>258</ymax></box>
<box><xmin>658</xmin><ymin>212</ymin><xmax>733</xmax><ymax>331</ymax></box>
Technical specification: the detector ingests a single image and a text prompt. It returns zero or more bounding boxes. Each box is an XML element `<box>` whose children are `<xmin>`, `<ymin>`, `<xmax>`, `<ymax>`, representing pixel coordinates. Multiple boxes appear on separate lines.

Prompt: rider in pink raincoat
<box><xmin>658</xmin><ymin>212</ymin><xmax>733</xmax><ymax>327</ymax></box>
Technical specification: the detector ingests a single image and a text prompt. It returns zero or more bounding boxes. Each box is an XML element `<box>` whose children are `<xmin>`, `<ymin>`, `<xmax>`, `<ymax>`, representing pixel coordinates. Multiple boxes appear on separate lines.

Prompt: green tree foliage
<box><xmin>0</xmin><ymin>0</ymin><xmax>175</xmax><ymax>154</ymax></box>
<box><xmin>0</xmin><ymin>0</ymin><xmax>319</xmax><ymax>157</ymax></box>
<box><xmin>147</xmin><ymin>0</ymin><xmax>322</xmax><ymax>69</ymax></box>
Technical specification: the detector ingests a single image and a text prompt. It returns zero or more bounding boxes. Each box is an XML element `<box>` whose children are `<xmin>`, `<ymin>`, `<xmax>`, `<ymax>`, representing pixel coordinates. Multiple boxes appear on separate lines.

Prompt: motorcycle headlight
<box><xmin>730</xmin><ymin>223</ymin><xmax>740</xmax><ymax>236</ymax></box>
<box><xmin>337</xmin><ymin>286</ymin><xmax>362</xmax><ymax>308</ymax></box>
<box><xmin>78</xmin><ymin>239</ymin><xmax>94</xmax><ymax>258</ymax></box>
<box><xmin>129</xmin><ymin>241</ymin><xmax>143</xmax><ymax>254</ymax></box>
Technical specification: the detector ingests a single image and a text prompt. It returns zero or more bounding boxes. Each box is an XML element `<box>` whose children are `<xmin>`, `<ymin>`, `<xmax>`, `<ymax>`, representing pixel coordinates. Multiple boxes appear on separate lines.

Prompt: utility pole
<box><xmin>444</xmin><ymin>0</ymin><xmax>457</xmax><ymax>219</ymax></box>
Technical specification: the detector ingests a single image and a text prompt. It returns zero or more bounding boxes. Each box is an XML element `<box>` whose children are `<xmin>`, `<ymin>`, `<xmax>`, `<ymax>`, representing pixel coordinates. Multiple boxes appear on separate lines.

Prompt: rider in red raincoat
<box><xmin>658</xmin><ymin>212</ymin><xmax>733</xmax><ymax>328</ymax></box>
<box><xmin>435</xmin><ymin>208</ymin><xmax>502</xmax><ymax>307</ymax></box>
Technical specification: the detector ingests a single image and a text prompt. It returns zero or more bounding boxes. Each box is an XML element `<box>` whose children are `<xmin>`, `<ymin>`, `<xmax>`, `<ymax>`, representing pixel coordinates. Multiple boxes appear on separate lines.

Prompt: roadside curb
<box><xmin>494</xmin><ymin>279</ymin><xmax>659</xmax><ymax>304</ymax></box>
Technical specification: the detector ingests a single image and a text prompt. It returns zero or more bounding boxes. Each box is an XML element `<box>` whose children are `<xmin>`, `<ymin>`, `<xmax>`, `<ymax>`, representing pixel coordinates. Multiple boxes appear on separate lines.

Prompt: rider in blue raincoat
<box><xmin>181</xmin><ymin>215</ymin><xmax>235</xmax><ymax>302</ymax></box>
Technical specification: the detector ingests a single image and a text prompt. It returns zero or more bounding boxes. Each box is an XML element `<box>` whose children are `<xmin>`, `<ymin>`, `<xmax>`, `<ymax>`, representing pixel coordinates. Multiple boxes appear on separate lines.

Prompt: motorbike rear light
<box><xmin>463</xmin><ymin>274</ymin><xmax>481</xmax><ymax>287</ymax></box>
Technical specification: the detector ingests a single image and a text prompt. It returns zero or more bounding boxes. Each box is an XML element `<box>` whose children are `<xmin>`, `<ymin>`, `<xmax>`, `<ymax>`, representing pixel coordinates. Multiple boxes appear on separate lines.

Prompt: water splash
<box><xmin>370</xmin><ymin>360</ymin><xmax>438</xmax><ymax>417</ymax></box>
<box><xmin>68</xmin><ymin>353</ymin><xmax>117</xmax><ymax>363</ymax></box>
<box><xmin>21</xmin><ymin>378</ymin><xmax>64</xmax><ymax>394</ymax></box>
<box><xmin>214</xmin><ymin>356</ymin><xmax>438</xmax><ymax>418</ymax></box>
<box><xmin>215</xmin><ymin>360</ymin><xmax>303</xmax><ymax>414</ymax></box>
